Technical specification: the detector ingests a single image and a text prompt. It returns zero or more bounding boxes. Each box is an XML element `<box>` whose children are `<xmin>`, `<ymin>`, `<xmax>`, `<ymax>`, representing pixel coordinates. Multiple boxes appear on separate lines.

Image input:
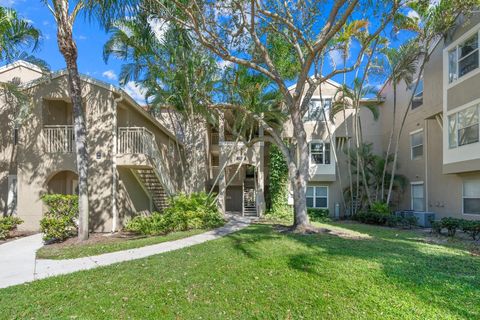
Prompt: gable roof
<box><xmin>0</xmin><ymin>60</ymin><xmax>45</xmax><ymax>75</ymax></box>
<box><xmin>287</xmin><ymin>76</ymin><xmax>342</xmax><ymax>91</ymax></box>
<box><xmin>17</xmin><ymin>67</ymin><xmax>181</xmax><ymax>144</ymax></box>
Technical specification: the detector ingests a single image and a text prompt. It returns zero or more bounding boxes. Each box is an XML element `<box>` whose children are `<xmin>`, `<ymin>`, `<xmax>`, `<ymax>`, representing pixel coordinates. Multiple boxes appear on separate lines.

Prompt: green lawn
<box><xmin>1</xmin><ymin>222</ymin><xmax>479</xmax><ymax>319</ymax></box>
<box><xmin>36</xmin><ymin>229</ymin><xmax>207</xmax><ymax>260</ymax></box>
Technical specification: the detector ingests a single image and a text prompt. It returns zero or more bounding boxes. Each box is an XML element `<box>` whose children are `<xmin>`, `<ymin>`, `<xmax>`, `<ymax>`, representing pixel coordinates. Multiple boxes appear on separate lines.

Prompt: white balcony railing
<box><xmin>43</xmin><ymin>125</ymin><xmax>75</xmax><ymax>153</ymax></box>
<box><xmin>118</xmin><ymin>127</ymin><xmax>155</xmax><ymax>155</ymax></box>
<box><xmin>118</xmin><ymin>127</ymin><xmax>175</xmax><ymax>195</ymax></box>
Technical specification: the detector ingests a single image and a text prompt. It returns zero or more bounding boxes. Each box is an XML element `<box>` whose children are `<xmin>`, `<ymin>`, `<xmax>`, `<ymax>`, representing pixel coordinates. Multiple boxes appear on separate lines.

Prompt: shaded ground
<box><xmin>1</xmin><ymin>222</ymin><xmax>479</xmax><ymax>319</ymax></box>
<box><xmin>37</xmin><ymin>229</ymin><xmax>207</xmax><ymax>260</ymax></box>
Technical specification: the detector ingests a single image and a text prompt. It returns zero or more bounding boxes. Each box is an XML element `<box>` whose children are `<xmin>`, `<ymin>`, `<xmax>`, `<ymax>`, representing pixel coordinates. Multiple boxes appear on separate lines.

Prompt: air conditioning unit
<box><xmin>394</xmin><ymin>211</ymin><xmax>436</xmax><ymax>228</ymax></box>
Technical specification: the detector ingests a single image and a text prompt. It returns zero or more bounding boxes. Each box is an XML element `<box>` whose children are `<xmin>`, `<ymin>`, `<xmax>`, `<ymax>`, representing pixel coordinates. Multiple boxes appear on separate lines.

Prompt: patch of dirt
<box><xmin>273</xmin><ymin>224</ymin><xmax>371</xmax><ymax>240</ymax></box>
<box><xmin>0</xmin><ymin>230</ymin><xmax>37</xmax><ymax>245</ymax></box>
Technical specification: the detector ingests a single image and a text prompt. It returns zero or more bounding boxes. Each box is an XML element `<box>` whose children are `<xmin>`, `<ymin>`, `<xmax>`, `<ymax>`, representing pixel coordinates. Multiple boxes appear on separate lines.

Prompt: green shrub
<box><xmin>461</xmin><ymin>220</ymin><xmax>480</xmax><ymax>240</ymax></box>
<box><xmin>440</xmin><ymin>217</ymin><xmax>461</xmax><ymax>237</ymax></box>
<box><xmin>431</xmin><ymin>220</ymin><xmax>443</xmax><ymax>235</ymax></box>
<box><xmin>0</xmin><ymin>216</ymin><xmax>23</xmax><ymax>240</ymax></box>
<box><xmin>353</xmin><ymin>211</ymin><xmax>389</xmax><ymax>225</ymax></box>
<box><xmin>370</xmin><ymin>202</ymin><xmax>390</xmax><ymax>214</ymax></box>
<box><xmin>399</xmin><ymin>215</ymin><xmax>418</xmax><ymax>229</ymax></box>
<box><xmin>307</xmin><ymin>208</ymin><xmax>330</xmax><ymax>222</ymax></box>
<box><xmin>125</xmin><ymin>192</ymin><xmax>224</xmax><ymax>235</ymax></box>
<box><xmin>40</xmin><ymin>194</ymin><xmax>78</xmax><ymax>243</ymax></box>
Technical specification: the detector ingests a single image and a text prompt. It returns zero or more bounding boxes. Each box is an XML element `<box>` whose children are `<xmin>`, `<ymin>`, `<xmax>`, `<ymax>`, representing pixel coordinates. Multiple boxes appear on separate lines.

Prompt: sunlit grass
<box><xmin>1</xmin><ymin>222</ymin><xmax>479</xmax><ymax>319</ymax></box>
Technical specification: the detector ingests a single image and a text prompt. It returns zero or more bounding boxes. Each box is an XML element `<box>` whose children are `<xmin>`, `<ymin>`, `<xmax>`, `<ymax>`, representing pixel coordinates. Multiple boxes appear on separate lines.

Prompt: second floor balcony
<box><xmin>43</xmin><ymin>125</ymin><xmax>75</xmax><ymax>153</ymax></box>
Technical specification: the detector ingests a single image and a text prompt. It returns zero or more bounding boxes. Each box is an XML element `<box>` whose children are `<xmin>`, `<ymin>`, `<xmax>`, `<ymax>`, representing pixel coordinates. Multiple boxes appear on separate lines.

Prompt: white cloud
<box><xmin>217</xmin><ymin>60</ymin><xmax>233</xmax><ymax>70</ymax></box>
<box><xmin>0</xmin><ymin>0</ymin><xmax>18</xmax><ymax>7</ymax></box>
<box><xmin>102</xmin><ymin>70</ymin><xmax>118</xmax><ymax>81</ymax></box>
<box><xmin>329</xmin><ymin>49</ymin><xmax>344</xmax><ymax>67</ymax></box>
<box><xmin>42</xmin><ymin>20</ymin><xmax>50</xmax><ymax>26</ymax></box>
<box><xmin>78</xmin><ymin>35</ymin><xmax>87</xmax><ymax>40</ymax></box>
<box><xmin>123</xmin><ymin>81</ymin><xmax>147</xmax><ymax>104</ymax></box>
<box><xmin>148</xmin><ymin>18</ymin><xmax>169</xmax><ymax>43</ymax></box>
<box><xmin>407</xmin><ymin>9</ymin><xmax>420</xmax><ymax>20</ymax></box>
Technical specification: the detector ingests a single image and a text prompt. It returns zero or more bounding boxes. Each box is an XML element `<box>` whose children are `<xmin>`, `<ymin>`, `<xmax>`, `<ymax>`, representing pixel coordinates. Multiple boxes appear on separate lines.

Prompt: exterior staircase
<box><xmin>134</xmin><ymin>169</ymin><xmax>168</xmax><ymax>211</ymax></box>
<box><xmin>243</xmin><ymin>179</ymin><xmax>257</xmax><ymax>216</ymax></box>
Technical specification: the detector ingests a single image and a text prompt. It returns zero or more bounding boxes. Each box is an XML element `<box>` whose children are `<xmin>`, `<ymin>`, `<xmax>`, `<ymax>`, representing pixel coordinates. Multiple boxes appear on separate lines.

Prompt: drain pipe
<box><xmin>112</xmin><ymin>93</ymin><xmax>124</xmax><ymax>233</ymax></box>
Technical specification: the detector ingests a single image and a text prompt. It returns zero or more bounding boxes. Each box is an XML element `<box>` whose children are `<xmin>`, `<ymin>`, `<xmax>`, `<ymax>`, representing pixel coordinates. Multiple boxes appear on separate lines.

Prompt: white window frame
<box><xmin>410</xmin><ymin>78</ymin><xmax>424</xmax><ymax>109</ymax></box>
<box><xmin>447</xmin><ymin>103</ymin><xmax>480</xmax><ymax>149</ymax></box>
<box><xmin>309</xmin><ymin>140</ymin><xmax>331</xmax><ymax>165</ymax></box>
<box><xmin>462</xmin><ymin>179</ymin><xmax>480</xmax><ymax>215</ymax></box>
<box><xmin>411</xmin><ymin>182</ymin><xmax>425</xmax><ymax>212</ymax></box>
<box><xmin>410</xmin><ymin>129</ymin><xmax>424</xmax><ymax>160</ymax></box>
<box><xmin>446</xmin><ymin>25</ymin><xmax>480</xmax><ymax>87</ymax></box>
<box><xmin>306</xmin><ymin>186</ymin><xmax>329</xmax><ymax>209</ymax></box>
<box><xmin>305</xmin><ymin>97</ymin><xmax>332</xmax><ymax>121</ymax></box>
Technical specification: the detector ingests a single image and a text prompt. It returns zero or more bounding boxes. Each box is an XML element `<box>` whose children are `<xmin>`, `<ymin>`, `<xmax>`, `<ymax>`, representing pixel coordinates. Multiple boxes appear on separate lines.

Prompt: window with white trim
<box><xmin>463</xmin><ymin>180</ymin><xmax>480</xmax><ymax>214</ymax></box>
<box><xmin>411</xmin><ymin>78</ymin><xmax>423</xmax><ymax>109</ymax></box>
<box><xmin>305</xmin><ymin>98</ymin><xmax>332</xmax><ymax>121</ymax></box>
<box><xmin>448</xmin><ymin>104</ymin><xmax>479</xmax><ymax>148</ymax></box>
<box><xmin>310</xmin><ymin>142</ymin><xmax>331</xmax><ymax>165</ymax></box>
<box><xmin>448</xmin><ymin>32</ymin><xmax>479</xmax><ymax>83</ymax></box>
<box><xmin>410</xmin><ymin>130</ymin><xmax>423</xmax><ymax>160</ymax></box>
<box><xmin>306</xmin><ymin>186</ymin><xmax>328</xmax><ymax>208</ymax></box>
<box><xmin>411</xmin><ymin>183</ymin><xmax>425</xmax><ymax>212</ymax></box>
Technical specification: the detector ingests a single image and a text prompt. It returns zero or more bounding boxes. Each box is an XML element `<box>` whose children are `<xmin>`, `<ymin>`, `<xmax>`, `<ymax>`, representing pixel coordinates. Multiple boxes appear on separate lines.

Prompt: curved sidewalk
<box><xmin>0</xmin><ymin>215</ymin><xmax>253</xmax><ymax>289</ymax></box>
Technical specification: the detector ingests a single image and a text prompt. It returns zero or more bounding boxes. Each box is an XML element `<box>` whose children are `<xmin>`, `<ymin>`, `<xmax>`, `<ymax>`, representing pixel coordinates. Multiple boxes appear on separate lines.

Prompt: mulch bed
<box><xmin>0</xmin><ymin>230</ymin><xmax>37</xmax><ymax>245</ymax></box>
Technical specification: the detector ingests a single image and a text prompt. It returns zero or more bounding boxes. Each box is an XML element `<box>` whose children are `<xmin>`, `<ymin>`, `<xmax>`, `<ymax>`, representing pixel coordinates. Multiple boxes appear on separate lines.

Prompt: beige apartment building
<box><xmin>1</xmin><ymin>15</ymin><xmax>479</xmax><ymax>232</ymax></box>
<box><xmin>0</xmin><ymin>61</ymin><xmax>182</xmax><ymax>232</ymax></box>
<box><xmin>210</xmin><ymin>14</ymin><xmax>480</xmax><ymax>222</ymax></box>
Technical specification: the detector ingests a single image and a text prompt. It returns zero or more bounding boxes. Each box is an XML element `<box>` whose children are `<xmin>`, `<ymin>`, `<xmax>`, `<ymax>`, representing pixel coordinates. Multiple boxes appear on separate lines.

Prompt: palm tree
<box><xmin>379</xmin><ymin>42</ymin><xmax>418</xmax><ymax>202</ymax></box>
<box><xmin>104</xmin><ymin>15</ymin><xmax>219</xmax><ymax>194</ymax></box>
<box><xmin>0</xmin><ymin>6</ymin><xmax>39</xmax><ymax>61</ymax></box>
<box><xmin>44</xmin><ymin>0</ymin><xmax>131</xmax><ymax>240</ymax></box>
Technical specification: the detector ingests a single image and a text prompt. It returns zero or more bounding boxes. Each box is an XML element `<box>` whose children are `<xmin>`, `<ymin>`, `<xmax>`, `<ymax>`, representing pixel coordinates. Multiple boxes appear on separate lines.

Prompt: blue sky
<box><xmin>2</xmin><ymin>0</ymin><xmax>417</xmax><ymax>102</ymax></box>
<box><xmin>0</xmin><ymin>0</ymin><xmax>146</xmax><ymax>102</ymax></box>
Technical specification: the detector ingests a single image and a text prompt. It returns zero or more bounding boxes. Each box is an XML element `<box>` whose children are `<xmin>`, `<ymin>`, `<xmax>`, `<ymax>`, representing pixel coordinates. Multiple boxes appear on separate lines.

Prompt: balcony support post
<box><xmin>218</xmin><ymin>112</ymin><xmax>227</xmax><ymax>215</ymax></box>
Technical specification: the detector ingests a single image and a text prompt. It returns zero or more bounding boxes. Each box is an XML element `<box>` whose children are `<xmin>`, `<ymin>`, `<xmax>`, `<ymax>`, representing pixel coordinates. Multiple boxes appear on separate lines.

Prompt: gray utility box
<box><xmin>394</xmin><ymin>211</ymin><xmax>436</xmax><ymax>228</ymax></box>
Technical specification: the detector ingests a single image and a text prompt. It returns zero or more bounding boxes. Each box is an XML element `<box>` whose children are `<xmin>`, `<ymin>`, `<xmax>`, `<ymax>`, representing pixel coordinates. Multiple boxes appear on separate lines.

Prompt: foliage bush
<box><xmin>460</xmin><ymin>220</ymin><xmax>480</xmax><ymax>240</ymax></box>
<box><xmin>430</xmin><ymin>220</ymin><xmax>443</xmax><ymax>235</ymax></box>
<box><xmin>0</xmin><ymin>216</ymin><xmax>23</xmax><ymax>240</ymax></box>
<box><xmin>40</xmin><ymin>194</ymin><xmax>78</xmax><ymax>243</ymax></box>
<box><xmin>265</xmin><ymin>144</ymin><xmax>292</xmax><ymax>220</ymax></box>
<box><xmin>125</xmin><ymin>192</ymin><xmax>224</xmax><ymax>235</ymax></box>
<box><xmin>353</xmin><ymin>211</ymin><xmax>390</xmax><ymax>225</ymax></box>
<box><xmin>307</xmin><ymin>208</ymin><xmax>330</xmax><ymax>222</ymax></box>
<box><xmin>440</xmin><ymin>217</ymin><xmax>461</xmax><ymax>237</ymax></box>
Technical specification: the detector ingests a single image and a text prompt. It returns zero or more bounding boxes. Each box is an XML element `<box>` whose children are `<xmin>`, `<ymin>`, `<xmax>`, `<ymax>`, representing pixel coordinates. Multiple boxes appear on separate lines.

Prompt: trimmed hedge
<box><xmin>307</xmin><ymin>208</ymin><xmax>330</xmax><ymax>222</ymax></box>
<box><xmin>125</xmin><ymin>192</ymin><xmax>224</xmax><ymax>235</ymax></box>
<box><xmin>353</xmin><ymin>202</ymin><xmax>417</xmax><ymax>228</ymax></box>
<box><xmin>40</xmin><ymin>194</ymin><xmax>78</xmax><ymax>243</ymax></box>
<box><xmin>432</xmin><ymin>218</ymin><xmax>480</xmax><ymax>240</ymax></box>
<box><xmin>0</xmin><ymin>216</ymin><xmax>23</xmax><ymax>240</ymax></box>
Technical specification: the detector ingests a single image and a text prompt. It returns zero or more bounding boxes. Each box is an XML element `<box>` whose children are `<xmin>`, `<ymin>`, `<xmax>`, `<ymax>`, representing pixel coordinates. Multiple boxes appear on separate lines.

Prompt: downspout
<box><xmin>112</xmin><ymin>93</ymin><xmax>124</xmax><ymax>233</ymax></box>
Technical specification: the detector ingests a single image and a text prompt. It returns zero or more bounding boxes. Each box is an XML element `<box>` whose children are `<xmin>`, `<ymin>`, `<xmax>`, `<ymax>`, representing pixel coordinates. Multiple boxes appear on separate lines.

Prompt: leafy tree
<box><xmin>148</xmin><ymin>0</ymin><xmax>400</xmax><ymax>231</ymax></box>
<box><xmin>44</xmin><ymin>0</ymin><xmax>132</xmax><ymax>239</ymax></box>
<box><xmin>104</xmin><ymin>14</ymin><xmax>219</xmax><ymax>193</ymax></box>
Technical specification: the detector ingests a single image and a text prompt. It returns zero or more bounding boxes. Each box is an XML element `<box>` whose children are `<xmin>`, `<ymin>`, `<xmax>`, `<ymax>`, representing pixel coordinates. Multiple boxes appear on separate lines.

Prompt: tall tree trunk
<box><xmin>291</xmin><ymin>105</ymin><xmax>310</xmax><ymax>229</ymax></box>
<box><xmin>387</xmin><ymin>60</ymin><xmax>428</xmax><ymax>204</ymax></box>
<box><xmin>54</xmin><ymin>1</ymin><xmax>89</xmax><ymax>240</ymax></box>
<box><xmin>381</xmin><ymin>84</ymin><xmax>396</xmax><ymax>202</ymax></box>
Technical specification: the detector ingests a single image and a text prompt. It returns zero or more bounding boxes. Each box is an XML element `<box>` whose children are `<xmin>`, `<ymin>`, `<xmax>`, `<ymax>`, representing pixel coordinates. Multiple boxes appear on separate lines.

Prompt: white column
<box><xmin>218</xmin><ymin>112</ymin><xmax>227</xmax><ymax>215</ymax></box>
<box><xmin>256</xmin><ymin>120</ymin><xmax>266</xmax><ymax>216</ymax></box>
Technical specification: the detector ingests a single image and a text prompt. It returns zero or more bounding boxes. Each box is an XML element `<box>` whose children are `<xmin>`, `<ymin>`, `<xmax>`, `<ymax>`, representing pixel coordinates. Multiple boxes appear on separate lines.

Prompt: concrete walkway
<box><xmin>0</xmin><ymin>215</ymin><xmax>253</xmax><ymax>289</ymax></box>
